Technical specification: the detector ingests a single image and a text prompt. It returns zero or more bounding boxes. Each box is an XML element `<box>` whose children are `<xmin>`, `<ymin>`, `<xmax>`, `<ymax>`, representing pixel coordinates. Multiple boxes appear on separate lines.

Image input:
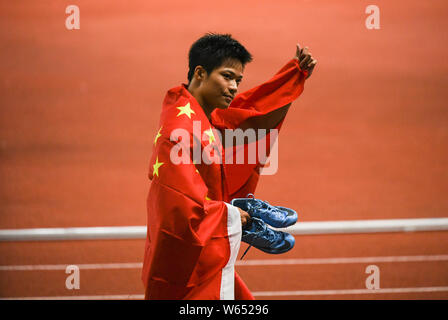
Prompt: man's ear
<box><xmin>194</xmin><ymin>66</ymin><xmax>207</xmax><ymax>81</ymax></box>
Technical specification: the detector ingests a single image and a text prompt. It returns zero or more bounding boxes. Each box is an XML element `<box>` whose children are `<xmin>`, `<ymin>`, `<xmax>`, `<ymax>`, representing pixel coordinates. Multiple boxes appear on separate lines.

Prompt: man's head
<box><xmin>187</xmin><ymin>33</ymin><xmax>253</xmax><ymax>111</ymax></box>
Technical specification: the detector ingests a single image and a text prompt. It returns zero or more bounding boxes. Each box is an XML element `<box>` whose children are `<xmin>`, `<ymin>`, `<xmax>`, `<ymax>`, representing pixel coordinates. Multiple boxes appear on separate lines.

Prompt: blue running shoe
<box><xmin>231</xmin><ymin>194</ymin><xmax>298</xmax><ymax>228</ymax></box>
<box><xmin>241</xmin><ymin>217</ymin><xmax>295</xmax><ymax>257</ymax></box>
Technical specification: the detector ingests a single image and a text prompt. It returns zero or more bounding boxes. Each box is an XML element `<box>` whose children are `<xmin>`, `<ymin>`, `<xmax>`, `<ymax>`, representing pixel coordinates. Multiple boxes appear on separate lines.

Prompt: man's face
<box><xmin>199</xmin><ymin>58</ymin><xmax>244</xmax><ymax>109</ymax></box>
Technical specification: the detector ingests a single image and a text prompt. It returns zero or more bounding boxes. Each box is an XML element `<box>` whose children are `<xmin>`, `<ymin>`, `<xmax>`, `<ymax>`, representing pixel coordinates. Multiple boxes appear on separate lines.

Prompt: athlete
<box><xmin>142</xmin><ymin>33</ymin><xmax>316</xmax><ymax>299</ymax></box>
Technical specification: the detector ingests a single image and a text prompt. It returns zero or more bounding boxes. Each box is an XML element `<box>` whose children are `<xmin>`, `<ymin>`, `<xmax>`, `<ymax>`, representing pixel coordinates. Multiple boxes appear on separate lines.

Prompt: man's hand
<box><xmin>295</xmin><ymin>43</ymin><xmax>317</xmax><ymax>79</ymax></box>
<box><xmin>237</xmin><ymin>207</ymin><xmax>251</xmax><ymax>228</ymax></box>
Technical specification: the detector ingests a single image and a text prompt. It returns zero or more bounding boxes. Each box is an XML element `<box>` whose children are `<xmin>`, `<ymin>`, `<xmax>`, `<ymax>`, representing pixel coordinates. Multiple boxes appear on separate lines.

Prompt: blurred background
<box><xmin>0</xmin><ymin>0</ymin><xmax>447</xmax><ymax>299</ymax></box>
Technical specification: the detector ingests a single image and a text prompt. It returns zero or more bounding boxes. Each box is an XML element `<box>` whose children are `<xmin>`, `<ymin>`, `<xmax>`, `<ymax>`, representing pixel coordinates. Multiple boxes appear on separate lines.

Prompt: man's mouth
<box><xmin>223</xmin><ymin>94</ymin><xmax>233</xmax><ymax>102</ymax></box>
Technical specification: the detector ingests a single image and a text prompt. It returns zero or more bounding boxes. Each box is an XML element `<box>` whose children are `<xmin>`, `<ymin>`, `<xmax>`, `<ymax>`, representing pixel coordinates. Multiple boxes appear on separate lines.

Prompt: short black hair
<box><xmin>187</xmin><ymin>33</ymin><xmax>253</xmax><ymax>82</ymax></box>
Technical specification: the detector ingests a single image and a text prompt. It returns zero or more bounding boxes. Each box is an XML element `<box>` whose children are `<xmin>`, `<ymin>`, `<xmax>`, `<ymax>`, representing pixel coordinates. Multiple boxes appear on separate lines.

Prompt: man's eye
<box><xmin>223</xmin><ymin>74</ymin><xmax>232</xmax><ymax>79</ymax></box>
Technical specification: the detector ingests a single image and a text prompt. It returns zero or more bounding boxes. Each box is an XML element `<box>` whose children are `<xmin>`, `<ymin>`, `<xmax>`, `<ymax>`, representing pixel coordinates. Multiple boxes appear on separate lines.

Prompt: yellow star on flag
<box><xmin>205</xmin><ymin>195</ymin><xmax>212</xmax><ymax>201</ymax></box>
<box><xmin>176</xmin><ymin>102</ymin><xmax>195</xmax><ymax>119</ymax></box>
<box><xmin>154</xmin><ymin>126</ymin><xmax>162</xmax><ymax>145</ymax></box>
<box><xmin>192</xmin><ymin>159</ymin><xmax>200</xmax><ymax>174</ymax></box>
<box><xmin>153</xmin><ymin>157</ymin><xmax>164</xmax><ymax>177</ymax></box>
<box><xmin>204</xmin><ymin>127</ymin><xmax>216</xmax><ymax>144</ymax></box>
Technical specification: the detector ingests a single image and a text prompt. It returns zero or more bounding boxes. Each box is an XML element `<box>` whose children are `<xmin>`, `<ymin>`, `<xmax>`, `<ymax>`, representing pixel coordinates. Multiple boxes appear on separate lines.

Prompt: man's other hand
<box><xmin>237</xmin><ymin>207</ymin><xmax>251</xmax><ymax>228</ymax></box>
<box><xmin>295</xmin><ymin>43</ymin><xmax>317</xmax><ymax>79</ymax></box>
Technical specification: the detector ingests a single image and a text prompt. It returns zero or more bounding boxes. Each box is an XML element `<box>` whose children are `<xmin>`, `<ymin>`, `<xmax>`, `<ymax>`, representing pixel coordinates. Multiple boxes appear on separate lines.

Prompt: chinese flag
<box><xmin>142</xmin><ymin>58</ymin><xmax>306</xmax><ymax>299</ymax></box>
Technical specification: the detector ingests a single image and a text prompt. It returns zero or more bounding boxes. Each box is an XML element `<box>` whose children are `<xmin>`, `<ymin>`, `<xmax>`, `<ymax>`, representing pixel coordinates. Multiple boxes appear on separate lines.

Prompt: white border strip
<box><xmin>1</xmin><ymin>218</ymin><xmax>448</xmax><ymax>241</ymax></box>
<box><xmin>221</xmin><ymin>203</ymin><xmax>243</xmax><ymax>300</ymax></box>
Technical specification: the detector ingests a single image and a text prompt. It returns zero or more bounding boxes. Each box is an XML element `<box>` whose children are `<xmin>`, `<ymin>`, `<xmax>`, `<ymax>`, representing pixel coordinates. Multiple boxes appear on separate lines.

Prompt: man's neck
<box><xmin>187</xmin><ymin>83</ymin><xmax>214</xmax><ymax>123</ymax></box>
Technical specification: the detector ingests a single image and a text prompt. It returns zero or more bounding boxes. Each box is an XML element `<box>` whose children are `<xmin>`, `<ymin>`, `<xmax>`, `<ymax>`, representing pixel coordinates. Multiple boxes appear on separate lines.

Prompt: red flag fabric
<box><xmin>142</xmin><ymin>58</ymin><xmax>306</xmax><ymax>299</ymax></box>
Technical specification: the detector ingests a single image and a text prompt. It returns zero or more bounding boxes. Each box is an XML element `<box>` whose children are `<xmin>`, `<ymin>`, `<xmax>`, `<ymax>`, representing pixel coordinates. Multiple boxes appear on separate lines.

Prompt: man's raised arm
<box><xmin>212</xmin><ymin>44</ymin><xmax>317</xmax><ymax>136</ymax></box>
<box><xmin>239</xmin><ymin>44</ymin><xmax>317</xmax><ymax>130</ymax></box>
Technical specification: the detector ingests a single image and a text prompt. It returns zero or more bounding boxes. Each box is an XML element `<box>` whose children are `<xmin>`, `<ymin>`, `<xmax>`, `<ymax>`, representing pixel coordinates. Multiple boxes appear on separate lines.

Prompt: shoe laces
<box><xmin>246</xmin><ymin>196</ymin><xmax>284</xmax><ymax>221</ymax></box>
<box><xmin>240</xmin><ymin>218</ymin><xmax>277</xmax><ymax>260</ymax></box>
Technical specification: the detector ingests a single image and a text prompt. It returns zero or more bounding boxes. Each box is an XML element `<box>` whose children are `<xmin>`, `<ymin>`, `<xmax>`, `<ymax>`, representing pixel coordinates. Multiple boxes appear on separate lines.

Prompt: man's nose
<box><xmin>229</xmin><ymin>80</ymin><xmax>237</xmax><ymax>95</ymax></box>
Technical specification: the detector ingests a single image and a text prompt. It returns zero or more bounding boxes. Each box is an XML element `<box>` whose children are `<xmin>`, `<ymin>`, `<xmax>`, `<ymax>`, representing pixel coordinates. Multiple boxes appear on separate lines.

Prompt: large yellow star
<box><xmin>154</xmin><ymin>126</ymin><xmax>162</xmax><ymax>145</ymax></box>
<box><xmin>176</xmin><ymin>102</ymin><xmax>195</xmax><ymax>119</ymax></box>
<box><xmin>152</xmin><ymin>156</ymin><xmax>164</xmax><ymax>177</ymax></box>
<box><xmin>204</xmin><ymin>127</ymin><xmax>216</xmax><ymax>144</ymax></box>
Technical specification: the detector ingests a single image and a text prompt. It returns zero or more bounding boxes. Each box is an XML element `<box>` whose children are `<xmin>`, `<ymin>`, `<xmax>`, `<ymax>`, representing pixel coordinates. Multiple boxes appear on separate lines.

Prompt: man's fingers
<box><xmin>307</xmin><ymin>58</ymin><xmax>317</xmax><ymax>68</ymax></box>
<box><xmin>300</xmin><ymin>47</ymin><xmax>309</xmax><ymax>60</ymax></box>
<box><xmin>299</xmin><ymin>53</ymin><xmax>312</xmax><ymax>69</ymax></box>
<box><xmin>305</xmin><ymin>59</ymin><xmax>317</xmax><ymax>78</ymax></box>
<box><xmin>296</xmin><ymin>43</ymin><xmax>301</xmax><ymax>57</ymax></box>
<box><xmin>295</xmin><ymin>44</ymin><xmax>317</xmax><ymax>78</ymax></box>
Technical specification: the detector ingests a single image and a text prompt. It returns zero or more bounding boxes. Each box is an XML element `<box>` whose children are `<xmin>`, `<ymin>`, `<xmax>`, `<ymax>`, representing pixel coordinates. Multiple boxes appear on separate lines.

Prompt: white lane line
<box><xmin>2</xmin><ymin>287</ymin><xmax>448</xmax><ymax>300</ymax></box>
<box><xmin>0</xmin><ymin>263</ymin><xmax>142</xmax><ymax>271</ymax></box>
<box><xmin>236</xmin><ymin>255</ymin><xmax>448</xmax><ymax>266</ymax></box>
<box><xmin>1</xmin><ymin>255</ymin><xmax>447</xmax><ymax>271</ymax></box>
<box><xmin>0</xmin><ymin>294</ymin><xmax>145</xmax><ymax>300</ymax></box>
<box><xmin>252</xmin><ymin>286</ymin><xmax>448</xmax><ymax>297</ymax></box>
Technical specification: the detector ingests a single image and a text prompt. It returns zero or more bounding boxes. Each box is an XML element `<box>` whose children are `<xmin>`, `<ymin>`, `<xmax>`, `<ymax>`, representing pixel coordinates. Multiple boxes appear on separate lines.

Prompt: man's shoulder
<box><xmin>160</xmin><ymin>101</ymin><xmax>196</xmax><ymax>132</ymax></box>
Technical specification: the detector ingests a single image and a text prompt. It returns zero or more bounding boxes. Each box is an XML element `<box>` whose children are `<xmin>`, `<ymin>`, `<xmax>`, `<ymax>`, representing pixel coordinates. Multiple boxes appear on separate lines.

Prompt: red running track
<box><xmin>1</xmin><ymin>0</ymin><xmax>447</xmax><ymax>299</ymax></box>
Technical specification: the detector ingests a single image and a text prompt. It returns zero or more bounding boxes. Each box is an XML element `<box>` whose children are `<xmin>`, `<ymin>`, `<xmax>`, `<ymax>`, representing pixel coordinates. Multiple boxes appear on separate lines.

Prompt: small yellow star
<box><xmin>154</xmin><ymin>126</ymin><xmax>162</xmax><ymax>145</ymax></box>
<box><xmin>204</xmin><ymin>127</ymin><xmax>216</xmax><ymax>144</ymax></box>
<box><xmin>153</xmin><ymin>157</ymin><xmax>164</xmax><ymax>177</ymax></box>
<box><xmin>205</xmin><ymin>195</ymin><xmax>212</xmax><ymax>201</ymax></box>
<box><xmin>192</xmin><ymin>160</ymin><xmax>200</xmax><ymax>174</ymax></box>
<box><xmin>176</xmin><ymin>102</ymin><xmax>195</xmax><ymax>119</ymax></box>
